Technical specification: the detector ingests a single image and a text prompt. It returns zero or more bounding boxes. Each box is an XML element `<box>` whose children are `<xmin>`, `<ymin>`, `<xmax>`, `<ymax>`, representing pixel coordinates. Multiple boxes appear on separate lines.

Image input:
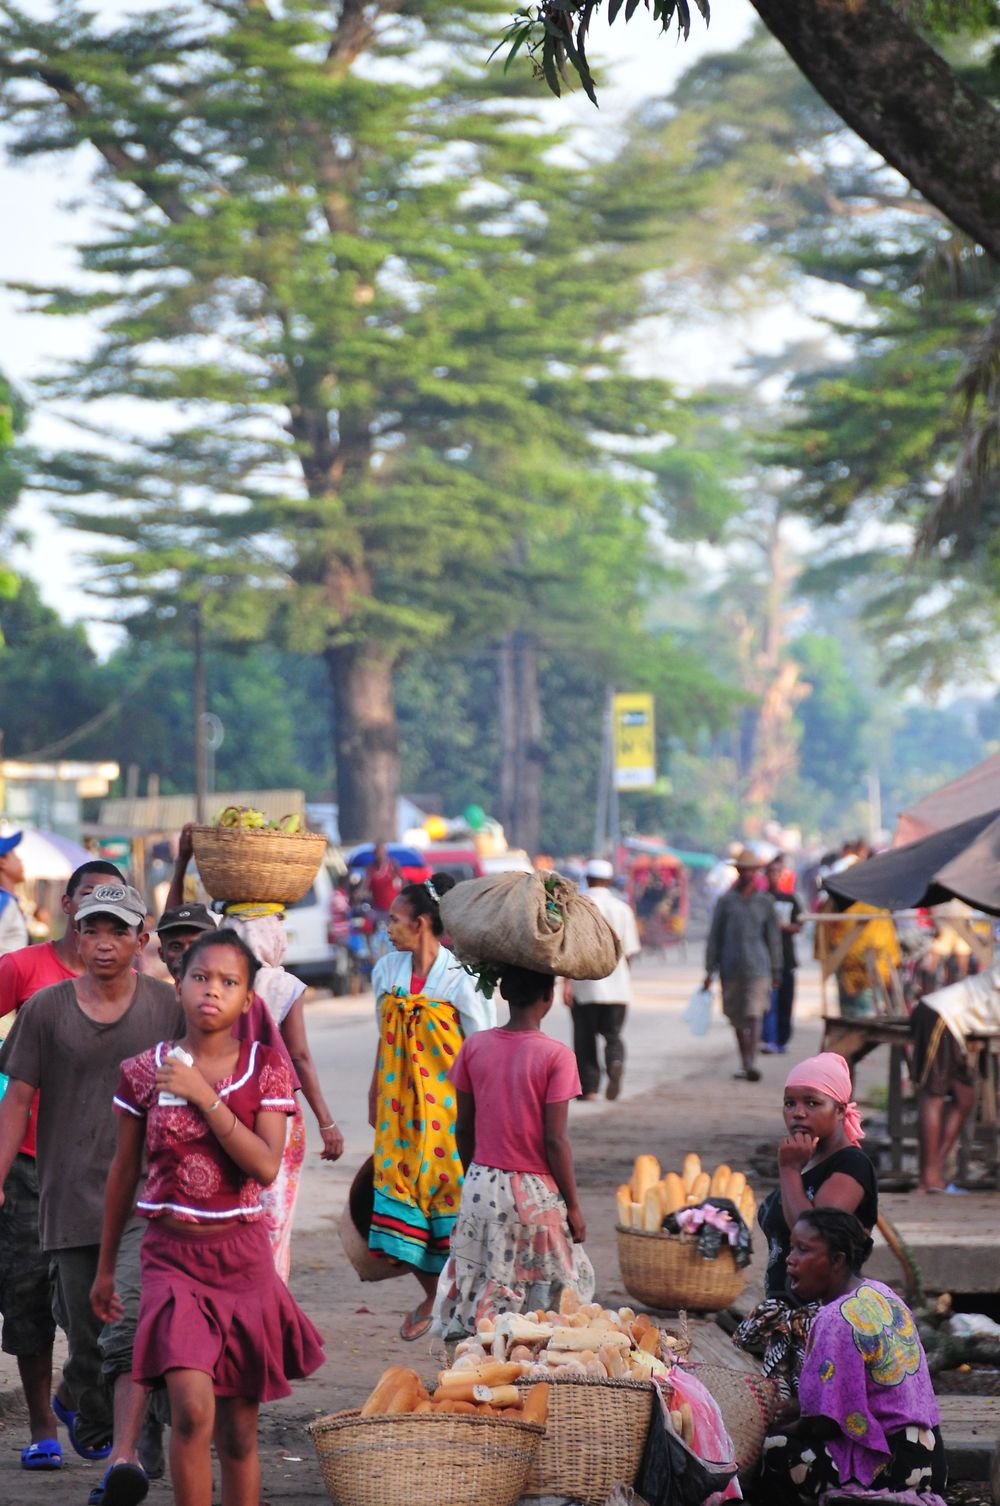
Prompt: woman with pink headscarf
<box><xmin>734</xmin><ymin>1052</ymin><xmax>878</xmax><ymax>1392</ymax></box>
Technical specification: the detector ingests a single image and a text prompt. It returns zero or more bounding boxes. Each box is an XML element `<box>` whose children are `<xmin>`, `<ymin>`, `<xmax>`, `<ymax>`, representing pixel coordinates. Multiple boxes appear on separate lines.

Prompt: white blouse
<box><xmin>371</xmin><ymin>946</ymin><xmax>496</xmax><ymax>1036</ymax></box>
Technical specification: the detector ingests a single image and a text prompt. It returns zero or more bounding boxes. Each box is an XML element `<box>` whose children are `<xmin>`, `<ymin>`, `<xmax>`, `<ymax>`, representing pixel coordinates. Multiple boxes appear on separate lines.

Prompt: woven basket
<box><xmin>516</xmin><ymin>1374</ymin><xmax>654</xmax><ymax>1506</ymax></box>
<box><xmin>191</xmin><ymin>823</ymin><xmax>327</xmax><ymax>905</ymax></box>
<box><xmin>617</xmin><ymin>1225</ymin><xmax>746</xmax><ymax>1313</ymax></box>
<box><xmin>337</xmin><ymin>1159</ymin><xmax>408</xmax><ymax>1284</ymax></box>
<box><xmin>309</xmin><ymin>1409</ymin><xmax>544</xmax><ymax>1506</ymax></box>
<box><xmin>682</xmin><ymin>1363</ymin><xmax>781</xmax><ymax>1471</ymax></box>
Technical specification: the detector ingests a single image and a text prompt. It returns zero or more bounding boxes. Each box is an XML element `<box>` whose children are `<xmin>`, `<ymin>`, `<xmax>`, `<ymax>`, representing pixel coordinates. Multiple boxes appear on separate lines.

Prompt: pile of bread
<box><xmin>617</xmin><ymin>1153</ymin><xmax>756</xmax><ymax>1233</ymax></box>
<box><xmin>449</xmin><ymin>1286</ymin><xmax>684</xmax><ymax>1382</ymax></box>
<box><xmin>360</xmin><ymin>1363</ymin><xmax>549</xmax><ymax>1422</ymax></box>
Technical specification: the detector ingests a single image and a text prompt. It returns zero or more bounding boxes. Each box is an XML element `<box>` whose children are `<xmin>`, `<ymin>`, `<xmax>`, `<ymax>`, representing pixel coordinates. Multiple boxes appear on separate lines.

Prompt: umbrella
<box><xmin>346</xmin><ymin>844</ymin><xmax>432</xmax><ymax>883</ymax></box>
<box><xmin>823</xmin><ymin>807</ymin><xmax>1000</xmax><ymax>916</ymax></box>
<box><xmin>9</xmin><ymin>829</ymin><xmax>93</xmax><ymax>881</ymax></box>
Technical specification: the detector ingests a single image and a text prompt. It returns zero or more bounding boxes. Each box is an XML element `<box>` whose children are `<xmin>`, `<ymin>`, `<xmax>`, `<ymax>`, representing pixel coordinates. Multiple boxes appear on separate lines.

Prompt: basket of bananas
<box><xmin>191</xmin><ymin>806</ymin><xmax>327</xmax><ymax>905</ymax></box>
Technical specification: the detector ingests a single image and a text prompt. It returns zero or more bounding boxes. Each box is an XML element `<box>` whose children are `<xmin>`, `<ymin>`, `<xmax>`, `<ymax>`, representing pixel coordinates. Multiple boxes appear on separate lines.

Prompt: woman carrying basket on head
<box><xmin>367</xmin><ymin>874</ymin><xmax>495</xmax><ymax>1341</ymax></box>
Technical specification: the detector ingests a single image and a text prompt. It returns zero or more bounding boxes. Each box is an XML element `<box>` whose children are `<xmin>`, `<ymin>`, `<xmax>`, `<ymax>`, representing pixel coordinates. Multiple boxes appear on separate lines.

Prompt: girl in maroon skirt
<box><xmin>92</xmin><ymin>929</ymin><xmax>324</xmax><ymax>1506</ymax></box>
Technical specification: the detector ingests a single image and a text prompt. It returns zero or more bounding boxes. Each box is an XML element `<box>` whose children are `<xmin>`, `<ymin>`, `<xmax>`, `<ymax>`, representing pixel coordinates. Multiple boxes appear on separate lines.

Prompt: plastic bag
<box><xmin>682</xmin><ymin>987</ymin><xmax>713</xmax><ymax>1038</ymax></box>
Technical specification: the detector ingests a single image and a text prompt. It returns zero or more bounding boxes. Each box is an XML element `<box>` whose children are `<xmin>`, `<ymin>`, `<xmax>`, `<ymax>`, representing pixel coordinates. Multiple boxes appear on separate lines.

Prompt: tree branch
<box><xmin>747</xmin><ymin>0</ymin><xmax>1000</xmax><ymax>260</ymax></box>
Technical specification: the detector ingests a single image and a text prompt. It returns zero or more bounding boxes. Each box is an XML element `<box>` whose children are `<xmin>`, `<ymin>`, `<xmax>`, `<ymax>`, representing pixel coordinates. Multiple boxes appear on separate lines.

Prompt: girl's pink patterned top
<box><xmin>114</xmin><ymin>1039</ymin><xmax>295</xmax><ymax>1223</ymax></box>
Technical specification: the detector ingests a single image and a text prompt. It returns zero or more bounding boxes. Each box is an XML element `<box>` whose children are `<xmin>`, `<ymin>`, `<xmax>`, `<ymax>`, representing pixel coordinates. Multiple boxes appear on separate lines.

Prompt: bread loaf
<box><xmin>616</xmin><ymin>1184</ymin><xmax>632</xmax><ymax>1227</ymax></box>
<box><xmin>632</xmin><ymin>1154</ymin><xmax>661</xmax><ymax>1204</ymax></box>
<box><xmin>687</xmin><ymin>1170</ymin><xmax>711</xmax><ymax>1205</ymax></box>
<box><xmin>682</xmin><ymin>1153</ymin><xmax>701</xmax><ymax>1192</ymax></box>
<box><xmin>521</xmin><ymin>1382</ymin><xmax>550</xmax><ymax>1424</ymax></box>
<box><xmin>642</xmin><ymin>1187</ymin><xmax>664</xmax><ymax>1233</ymax></box>
<box><xmin>710</xmin><ymin>1163</ymin><xmax>731</xmax><ymax>1197</ymax></box>
<box><xmin>661</xmin><ymin>1172</ymin><xmax>687</xmax><ymax>1214</ymax></box>
<box><xmin>360</xmin><ymin>1366</ymin><xmax>406</xmax><ymax>1416</ymax></box>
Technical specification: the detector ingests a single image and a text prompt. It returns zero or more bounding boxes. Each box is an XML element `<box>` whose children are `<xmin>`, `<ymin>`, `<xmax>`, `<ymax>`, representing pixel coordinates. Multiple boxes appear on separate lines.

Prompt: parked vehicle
<box><xmin>283</xmin><ymin>857</ymin><xmax>351</xmax><ymax>993</ymax></box>
<box><xmin>423</xmin><ymin>846</ymin><xmax>485</xmax><ymax>884</ymax></box>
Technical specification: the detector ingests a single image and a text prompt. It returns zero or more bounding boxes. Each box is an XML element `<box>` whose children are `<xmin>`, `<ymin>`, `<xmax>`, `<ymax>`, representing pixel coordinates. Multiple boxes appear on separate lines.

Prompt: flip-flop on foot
<box><xmin>21</xmin><ymin>1438</ymin><xmax>62</xmax><ymax>1470</ymax></box>
<box><xmin>52</xmin><ymin>1395</ymin><xmax>112</xmax><ymax>1462</ymax></box>
<box><xmin>399</xmin><ymin>1309</ymin><xmax>433</xmax><ymax>1342</ymax></box>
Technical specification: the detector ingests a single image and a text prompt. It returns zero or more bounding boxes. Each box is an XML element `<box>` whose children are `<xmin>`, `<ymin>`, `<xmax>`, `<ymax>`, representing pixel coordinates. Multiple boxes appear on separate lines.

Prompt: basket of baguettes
<box><xmin>616</xmin><ymin>1153</ymin><xmax>756</xmax><ymax>1312</ymax></box>
<box><xmin>309</xmin><ymin>1364</ymin><xmax>549</xmax><ymax>1506</ymax></box>
<box><xmin>437</xmin><ymin>1289</ymin><xmax>687</xmax><ymax>1506</ymax></box>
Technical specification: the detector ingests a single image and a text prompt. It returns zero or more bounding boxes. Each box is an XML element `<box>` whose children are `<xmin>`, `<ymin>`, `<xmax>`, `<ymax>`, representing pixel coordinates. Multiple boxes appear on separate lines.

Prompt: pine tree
<box><xmin>1</xmin><ymin>0</ymin><xmax>688</xmax><ymax>839</ymax></box>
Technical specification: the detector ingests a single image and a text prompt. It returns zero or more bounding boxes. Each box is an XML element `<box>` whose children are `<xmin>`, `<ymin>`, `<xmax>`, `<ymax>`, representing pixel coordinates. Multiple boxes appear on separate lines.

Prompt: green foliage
<box><xmin>0</xmin><ymin>578</ymin><xmax>106</xmax><ymax>755</ymax></box>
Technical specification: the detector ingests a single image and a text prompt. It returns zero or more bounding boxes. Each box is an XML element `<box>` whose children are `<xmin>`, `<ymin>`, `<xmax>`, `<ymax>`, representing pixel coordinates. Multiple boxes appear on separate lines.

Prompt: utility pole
<box><xmin>192</xmin><ymin>603</ymin><xmax>208</xmax><ymax>823</ymax></box>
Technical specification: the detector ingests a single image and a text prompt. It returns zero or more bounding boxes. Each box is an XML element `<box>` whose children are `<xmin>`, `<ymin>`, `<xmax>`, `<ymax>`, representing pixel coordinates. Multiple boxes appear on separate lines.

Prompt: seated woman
<box><xmin>735</xmin><ymin>1053</ymin><xmax>877</xmax><ymax>1393</ymax></box>
<box><xmin>760</xmin><ymin>1208</ymin><xmax>946</xmax><ymax>1505</ymax></box>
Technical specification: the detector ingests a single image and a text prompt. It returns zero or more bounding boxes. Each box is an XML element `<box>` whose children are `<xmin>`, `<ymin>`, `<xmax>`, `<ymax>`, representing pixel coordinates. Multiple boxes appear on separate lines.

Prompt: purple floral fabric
<box><xmin>799</xmin><ymin>1280</ymin><xmax>940</xmax><ymax>1487</ymax></box>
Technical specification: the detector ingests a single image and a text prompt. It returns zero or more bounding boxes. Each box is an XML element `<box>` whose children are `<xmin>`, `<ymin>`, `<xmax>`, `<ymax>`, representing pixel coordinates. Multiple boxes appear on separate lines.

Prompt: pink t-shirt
<box><xmin>449</xmin><ymin>1028</ymin><xmax>581</xmax><ymax>1175</ymax></box>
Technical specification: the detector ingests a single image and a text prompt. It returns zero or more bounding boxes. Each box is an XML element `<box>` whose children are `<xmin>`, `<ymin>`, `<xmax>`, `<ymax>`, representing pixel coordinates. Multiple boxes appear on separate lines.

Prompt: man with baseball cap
<box><xmin>0</xmin><ymin>831</ymin><xmax>29</xmax><ymax>956</ymax></box>
<box><xmin>704</xmin><ymin>848</ymin><xmax>782</xmax><ymax>1082</ymax></box>
<box><xmin>155</xmin><ymin>901</ymin><xmax>217</xmax><ymax>981</ymax></box>
<box><xmin>0</xmin><ymin>881</ymin><xmax>182</xmax><ymax>1505</ymax></box>
<box><xmin>565</xmin><ymin>860</ymin><xmax>640</xmax><ymax>1101</ymax></box>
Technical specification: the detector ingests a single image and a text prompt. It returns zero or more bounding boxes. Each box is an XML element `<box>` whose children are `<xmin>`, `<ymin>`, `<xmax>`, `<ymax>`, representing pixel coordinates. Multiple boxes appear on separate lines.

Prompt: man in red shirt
<box><xmin>0</xmin><ymin>859</ymin><xmax>123</xmax><ymax>1471</ymax></box>
<box><xmin>364</xmin><ymin>841</ymin><xmax>402</xmax><ymax>915</ymax></box>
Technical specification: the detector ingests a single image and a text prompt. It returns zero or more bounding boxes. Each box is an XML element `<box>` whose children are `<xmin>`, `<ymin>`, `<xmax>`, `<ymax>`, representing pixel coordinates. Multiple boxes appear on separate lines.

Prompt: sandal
<box><xmin>21</xmin><ymin>1438</ymin><xmax>62</xmax><ymax>1470</ymax></box>
<box><xmin>399</xmin><ymin>1308</ymin><xmax>434</xmax><ymax>1342</ymax></box>
<box><xmin>52</xmin><ymin>1394</ymin><xmax>112</xmax><ymax>1462</ymax></box>
<box><xmin>89</xmin><ymin>1461</ymin><xmax>150</xmax><ymax>1506</ymax></box>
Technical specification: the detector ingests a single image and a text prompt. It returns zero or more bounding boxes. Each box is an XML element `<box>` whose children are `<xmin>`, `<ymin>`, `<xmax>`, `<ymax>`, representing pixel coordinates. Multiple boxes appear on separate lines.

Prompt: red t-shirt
<box><xmin>449</xmin><ymin>1028</ymin><xmax>581</xmax><ymax>1176</ymax></box>
<box><xmin>0</xmin><ymin>942</ymin><xmax>77</xmax><ymax>1158</ymax></box>
<box><xmin>114</xmin><ymin>1039</ymin><xmax>295</xmax><ymax>1223</ymax></box>
<box><xmin>368</xmin><ymin>863</ymin><xmax>402</xmax><ymax>913</ymax></box>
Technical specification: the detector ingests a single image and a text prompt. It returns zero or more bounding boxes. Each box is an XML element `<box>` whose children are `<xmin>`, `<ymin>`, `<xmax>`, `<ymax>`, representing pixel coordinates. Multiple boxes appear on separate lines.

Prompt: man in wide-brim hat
<box><xmin>703</xmin><ymin>847</ymin><xmax>782</xmax><ymax>1081</ymax></box>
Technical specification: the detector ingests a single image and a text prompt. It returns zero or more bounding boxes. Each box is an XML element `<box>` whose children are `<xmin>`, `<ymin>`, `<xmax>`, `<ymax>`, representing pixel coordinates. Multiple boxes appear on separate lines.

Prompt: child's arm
<box><xmin>544</xmin><ymin>1100</ymin><xmax>586</xmax><ymax>1243</ymax></box>
<box><xmin>455</xmin><ymin>1089</ymin><xmax>475</xmax><ymax>1170</ymax></box>
<box><xmin>154</xmin><ymin>1056</ymin><xmax>288</xmax><ymax>1183</ymax></box>
<box><xmin>280</xmin><ymin>996</ymin><xmax>343</xmax><ymax>1160</ymax></box>
<box><xmin>91</xmin><ymin>1113</ymin><xmax>145</xmax><ymax>1321</ymax></box>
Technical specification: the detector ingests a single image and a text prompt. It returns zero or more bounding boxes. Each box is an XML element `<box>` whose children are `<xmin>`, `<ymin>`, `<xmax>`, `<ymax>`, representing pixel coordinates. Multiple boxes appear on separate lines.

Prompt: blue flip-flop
<box><xmin>88</xmin><ymin>1461</ymin><xmax>149</xmax><ymax>1506</ymax></box>
<box><xmin>21</xmin><ymin>1438</ymin><xmax>62</xmax><ymax>1470</ymax></box>
<box><xmin>52</xmin><ymin>1394</ymin><xmax>112</xmax><ymax>1461</ymax></box>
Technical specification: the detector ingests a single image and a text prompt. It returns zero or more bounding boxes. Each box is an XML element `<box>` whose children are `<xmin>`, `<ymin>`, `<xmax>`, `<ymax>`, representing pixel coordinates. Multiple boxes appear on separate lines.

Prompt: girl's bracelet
<box><xmin>219</xmin><ymin>1110</ymin><xmax>238</xmax><ymax>1140</ymax></box>
<box><xmin>204</xmin><ymin>1096</ymin><xmax>223</xmax><ymax>1115</ymax></box>
<box><xmin>320</xmin><ymin>1122</ymin><xmax>338</xmax><ymax>1132</ymax></box>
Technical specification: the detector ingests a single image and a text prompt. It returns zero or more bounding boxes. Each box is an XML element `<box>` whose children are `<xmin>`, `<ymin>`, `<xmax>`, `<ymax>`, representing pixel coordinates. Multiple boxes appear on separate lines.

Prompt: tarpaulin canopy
<box><xmin>894</xmin><ymin>753</ymin><xmax>1000</xmax><ymax>846</ymax></box>
<box><xmin>824</xmin><ymin>807</ymin><xmax>1000</xmax><ymax>916</ymax></box>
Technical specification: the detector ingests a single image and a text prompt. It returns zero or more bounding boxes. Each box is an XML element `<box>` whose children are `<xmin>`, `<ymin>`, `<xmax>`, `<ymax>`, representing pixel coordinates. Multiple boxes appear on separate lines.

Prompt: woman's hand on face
<box><xmin>319</xmin><ymin>1123</ymin><xmax>345</xmax><ymax>1161</ymax></box>
<box><xmin>155</xmin><ymin>1058</ymin><xmax>213</xmax><ymax>1111</ymax></box>
<box><xmin>778</xmin><ymin>1129</ymin><xmax>817</xmax><ymax>1170</ymax></box>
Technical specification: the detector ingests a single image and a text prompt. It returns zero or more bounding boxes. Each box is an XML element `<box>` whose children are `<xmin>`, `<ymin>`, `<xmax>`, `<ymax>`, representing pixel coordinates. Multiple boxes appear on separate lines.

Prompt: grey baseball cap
<box><xmin>75</xmin><ymin>883</ymin><xmax>147</xmax><ymax>927</ymax></box>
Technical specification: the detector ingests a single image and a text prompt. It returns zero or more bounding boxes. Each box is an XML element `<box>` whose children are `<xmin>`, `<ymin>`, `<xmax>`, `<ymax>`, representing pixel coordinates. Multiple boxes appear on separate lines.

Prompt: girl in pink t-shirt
<box><xmin>433</xmin><ymin>965</ymin><xmax>595</xmax><ymax>1340</ymax></box>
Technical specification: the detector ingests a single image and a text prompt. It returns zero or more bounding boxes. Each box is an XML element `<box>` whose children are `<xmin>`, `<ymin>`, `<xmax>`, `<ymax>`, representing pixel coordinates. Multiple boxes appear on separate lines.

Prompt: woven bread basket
<box><xmin>680</xmin><ymin>1363</ymin><xmax>781</xmax><ymax>1471</ymax></box>
<box><xmin>191</xmin><ymin>823</ymin><xmax>327</xmax><ymax>905</ymax></box>
<box><xmin>515</xmin><ymin>1374</ymin><xmax>655</xmax><ymax>1506</ymax></box>
<box><xmin>309</xmin><ymin>1409</ymin><xmax>544</xmax><ymax>1506</ymax></box>
<box><xmin>617</xmin><ymin>1225</ymin><xmax>746</xmax><ymax>1312</ymax></box>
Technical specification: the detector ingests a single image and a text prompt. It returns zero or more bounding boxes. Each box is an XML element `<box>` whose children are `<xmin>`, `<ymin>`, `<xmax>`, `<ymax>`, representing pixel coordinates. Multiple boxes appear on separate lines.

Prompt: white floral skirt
<box><xmin>432</xmin><ymin>1161</ymin><xmax>595</xmax><ymax>1341</ymax></box>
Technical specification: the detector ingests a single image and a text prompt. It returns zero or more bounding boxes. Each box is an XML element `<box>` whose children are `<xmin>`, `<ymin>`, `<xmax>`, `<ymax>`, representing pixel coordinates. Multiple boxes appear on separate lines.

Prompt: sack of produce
<box><xmin>439</xmin><ymin>870</ymin><xmax>621</xmax><ymax>983</ymax></box>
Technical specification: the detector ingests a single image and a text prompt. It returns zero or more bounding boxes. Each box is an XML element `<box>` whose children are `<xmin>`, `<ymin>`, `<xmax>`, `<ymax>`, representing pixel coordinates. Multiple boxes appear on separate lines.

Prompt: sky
<box><xmin>3</xmin><ymin>0</ymin><xmax>774</xmax><ymax>654</ymax></box>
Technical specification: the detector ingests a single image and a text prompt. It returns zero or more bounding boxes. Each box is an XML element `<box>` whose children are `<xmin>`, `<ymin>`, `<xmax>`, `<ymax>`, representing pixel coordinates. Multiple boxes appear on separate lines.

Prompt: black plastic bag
<box><xmin>634</xmin><ymin>1393</ymin><xmax>737</xmax><ymax>1506</ymax></box>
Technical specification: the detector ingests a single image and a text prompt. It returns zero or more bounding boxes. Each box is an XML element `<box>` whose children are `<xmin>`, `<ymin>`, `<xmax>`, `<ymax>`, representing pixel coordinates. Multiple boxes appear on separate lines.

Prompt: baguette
<box><xmin>687</xmin><ymin>1171</ymin><xmax>711</xmax><ymax>1206</ymax></box>
<box><xmin>382</xmin><ymin>1370</ymin><xmax>422</xmax><ymax>1415</ymax></box>
<box><xmin>474</xmin><ymin>1384</ymin><xmax>522</xmax><ymax>1408</ymax></box>
<box><xmin>616</xmin><ymin>1184</ymin><xmax>633</xmax><ymax>1227</ymax></box>
<box><xmin>360</xmin><ymin>1366</ymin><xmax>406</xmax><ymax>1416</ymax></box>
<box><xmin>632</xmin><ymin>1154</ymin><xmax>661</xmax><ymax>1205</ymax></box>
<box><xmin>559</xmin><ymin>1287</ymin><xmax>582</xmax><ymax>1316</ymax></box>
<box><xmin>661</xmin><ymin>1172</ymin><xmax>687</xmax><ymax>1215</ymax></box>
<box><xmin>630</xmin><ymin>1201</ymin><xmax>643</xmax><ymax>1229</ymax></box>
<box><xmin>682</xmin><ymin>1153</ymin><xmax>701</xmax><ymax>1192</ymax></box>
<box><xmin>642</xmin><ymin>1187</ymin><xmax>664</xmax><ymax>1233</ymax></box>
<box><xmin>738</xmin><ymin>1185</ymin><xmax>756</xmax><ymax>1224</ymax></box>
<box><xmin>709</xmin><ymin>1163</ymin><xmax>731</xmax><ymax>1198</ymax></box>
<box><xmin>438</xmin><ymin>1360</ymin><xmax>525</xmax><ymax>1391</ymax></box>
<box><xmin>521</xmin><ymin>1383</ymin><xmax>550</xmax><ymax>1425</ymax></box>
<box><xmin>549</xmin><ymin>1325</ymin><xmax>630</xmax><ymax>1353</ymax></box>
<box><xmin>670</xmin><ymin>1408</ymin><xmax>683</xmax><ymax>1434</ymax></box>
<box><xmin>598</xmin><ymin>1342</ymin><xmax>627</xmax><ymax>1380</ymax></box>
<box><xmin>680</xmin><ymin>1402</ymin><xmax>694</xmax><ymax>1447</ymax></box>
<box><xmin>725</xmin><ymin>1171</ymin><xmax>746</xmax><ymax>1206</ymax></box>
<box><xmin>637</xmin><ymin>1326</ymin><xmax>660</xmax><ymax>1355</ymax></box>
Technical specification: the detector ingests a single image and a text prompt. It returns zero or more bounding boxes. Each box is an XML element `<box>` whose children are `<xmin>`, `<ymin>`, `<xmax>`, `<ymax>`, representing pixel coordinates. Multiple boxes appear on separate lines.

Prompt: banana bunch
<box><xmin>214</xmin><ymin>806</ymin><xmax>301</xmax><ymax>833</ymax></box>
<box><xmin>616</xmin><ymin>1153</ymin><xmax>756</xmax><ymax>1233</ymax></box>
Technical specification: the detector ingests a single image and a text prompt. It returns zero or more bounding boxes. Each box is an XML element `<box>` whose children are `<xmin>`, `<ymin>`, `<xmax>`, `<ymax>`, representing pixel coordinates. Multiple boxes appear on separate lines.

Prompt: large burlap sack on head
<box><xmin>440</xmin><ymin>871</ymin><xmax>622</xmax><ymax>980</ymax></box>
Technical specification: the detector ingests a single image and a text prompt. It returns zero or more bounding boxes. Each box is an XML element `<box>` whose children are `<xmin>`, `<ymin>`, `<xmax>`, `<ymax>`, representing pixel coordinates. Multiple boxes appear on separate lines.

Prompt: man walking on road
<box><xmin>0</xmin><ymin>860</ymin><xmax>123</xmax><ymax>1472</ymax></box>
<box><xmin>704</xmin><ymin>848</ymin><xmax>781</xmax><ymax>1082</ymax></box>
<box><xmin>566</xmin><ymin>859</ymin><xmax>640</xmax><ymax>1102</ymax></box>
<box><xmin>0</xmin><ymin>882</ymin><xmax>182</xmax><ymax>1506</ymax></box>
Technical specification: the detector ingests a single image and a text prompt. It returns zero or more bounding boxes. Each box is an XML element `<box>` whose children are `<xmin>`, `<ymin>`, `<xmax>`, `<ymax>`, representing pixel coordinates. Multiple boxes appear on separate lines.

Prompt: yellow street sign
<box><xmin>613</xmin><ymin>693</ymin><xmax>656</xmax><ymax>790</ymax></box>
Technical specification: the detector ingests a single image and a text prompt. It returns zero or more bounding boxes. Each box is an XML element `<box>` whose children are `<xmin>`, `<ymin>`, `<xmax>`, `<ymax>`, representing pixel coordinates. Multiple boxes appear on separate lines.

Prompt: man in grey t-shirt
<box><xmin>0</xmin><ymin>883</ymin><xmax>182</xmax><ymax>1505</ymax></box>
<box><xmin>704</xmin><ymin>849</ymin><xmax>781</xmax><ymax>1082</ymax></box>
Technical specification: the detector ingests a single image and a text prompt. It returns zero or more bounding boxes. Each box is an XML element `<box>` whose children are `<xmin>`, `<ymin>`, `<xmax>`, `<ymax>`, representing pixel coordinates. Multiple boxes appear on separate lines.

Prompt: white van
<box><xmin>283</xmin><ymin>859</ymin><xmax>351</xmax><ymax>994</ymax></box>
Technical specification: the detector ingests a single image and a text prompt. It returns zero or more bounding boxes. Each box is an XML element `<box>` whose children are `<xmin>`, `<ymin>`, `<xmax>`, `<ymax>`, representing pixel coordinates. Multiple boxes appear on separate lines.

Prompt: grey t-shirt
<box><xmin>705</xmin><ymin>888</ymin><xmax>782</xmax><ymax>981</ymax></box>
<box><xmin>0</xmin><ymin>974</ymin><xmax>183</xmax><ymax>1250</ymax></box>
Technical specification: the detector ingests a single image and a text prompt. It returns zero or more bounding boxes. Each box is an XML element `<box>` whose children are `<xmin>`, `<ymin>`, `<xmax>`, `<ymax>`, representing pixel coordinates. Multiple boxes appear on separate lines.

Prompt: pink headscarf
<box><xmin>784</xmin><ymin>1052</ymin><xmax>864</xmax><ymax>1144</ymax></box>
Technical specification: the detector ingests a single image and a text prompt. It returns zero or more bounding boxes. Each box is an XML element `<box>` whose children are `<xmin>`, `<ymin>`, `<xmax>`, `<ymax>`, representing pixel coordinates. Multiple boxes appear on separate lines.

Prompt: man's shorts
<box><xmin>911</xmin><ymin>999</ymin><xmax>975</xmax><ymax>1098</ymax></box>
<box><xmin>0</xmin><ymin>1152</ymin><xmax>56</xmax><ymax>1357</ymax></box>
<box><xmin>720</xmin><ymin>975</ymin><xmax>770</xmax><ymax>1023</ymax></box>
